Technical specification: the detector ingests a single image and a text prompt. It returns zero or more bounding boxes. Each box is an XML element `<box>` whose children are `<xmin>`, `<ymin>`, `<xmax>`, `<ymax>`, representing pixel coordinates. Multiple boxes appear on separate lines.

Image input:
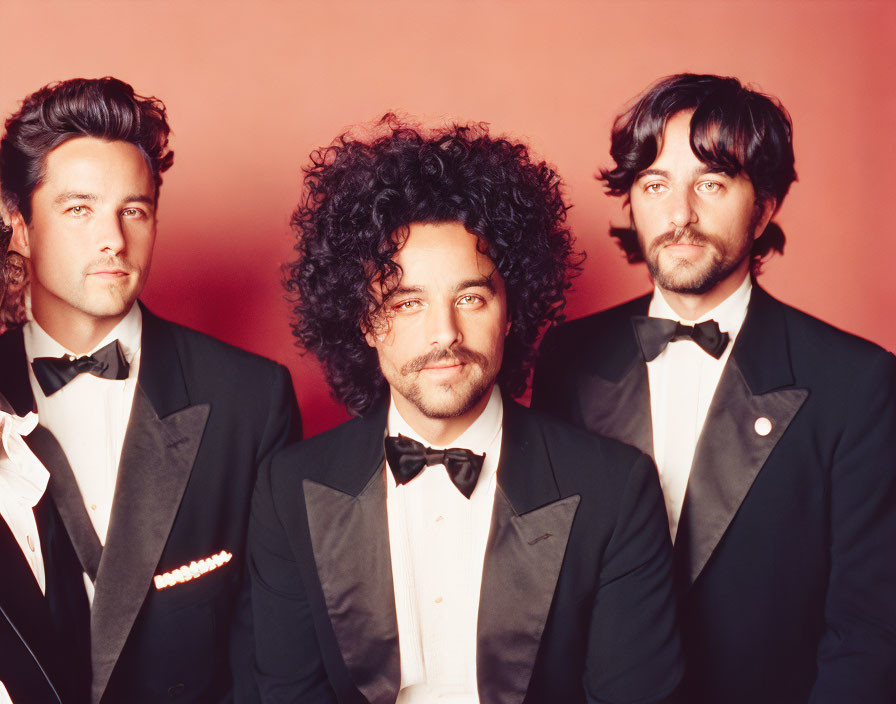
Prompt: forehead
<box><xmin>393</xmin><ymin>221</ymin><xmax>500</xmax><ymax>284</ymax></box>
<box><xmin>38</xmin><ymin>137</ymin><xmax>154</xmax><ymax>196</ymax></box>
<box><xmin>649</xmin><ymin>110</ymin><xmax>703</xmax><ymax>171</ymax></box>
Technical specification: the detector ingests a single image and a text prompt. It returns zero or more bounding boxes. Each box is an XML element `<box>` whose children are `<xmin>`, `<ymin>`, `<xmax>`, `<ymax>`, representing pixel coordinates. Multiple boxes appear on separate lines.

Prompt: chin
<box><xmin>81</xmin><ymin>297</ymin><xmax>137</xmax><ymax>319</ymax></box>
<box><xmin>413</xmin><ymin>382</ymin><xmax>492</xmax><ymax>420</ymax></box>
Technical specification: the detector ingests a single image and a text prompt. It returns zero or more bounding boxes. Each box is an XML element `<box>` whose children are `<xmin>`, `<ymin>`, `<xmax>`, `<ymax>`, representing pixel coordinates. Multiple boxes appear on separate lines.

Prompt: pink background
<box><xmin>2</xmin><ymin>0</ymin><xmax>893</xmax><ymax>436</ymax></box>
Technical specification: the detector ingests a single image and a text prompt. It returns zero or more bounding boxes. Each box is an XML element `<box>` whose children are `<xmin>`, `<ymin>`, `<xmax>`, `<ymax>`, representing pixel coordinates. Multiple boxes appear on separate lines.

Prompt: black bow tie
<box><xmin>31</xmin><ymin>340</ymin><xmax>130</xmax><ymax>396</ymax></box>
<box><xmin>384</xmin><ymin>434</ymin><xmax>485</xmax><ymax>499</ymax></box>
<box><xmin>632</xmin><ymin>317</ymin><xmax>730</xmax><ymax>361</ymax></box>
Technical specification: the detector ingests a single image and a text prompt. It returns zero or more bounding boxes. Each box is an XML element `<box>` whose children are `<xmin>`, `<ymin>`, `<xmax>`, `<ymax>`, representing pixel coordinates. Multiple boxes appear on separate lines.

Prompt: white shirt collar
<box><xmin>23</xmin><ymin>303</ymin><xmax>143</xmax><ymax>364</ymax></box>
<box><xmin>0</xmin><ymin>410</ymin><xmax>48</xmax><ymax>509</ymax></box>
<box><xmin>387</xmin><ymin>385</ymin><xmax>503</xmax><ymax>457</ymax></box>
<box><xmin>649</xmin><ymin>273</ymin><xmax>752</xmax><ymax>340</ymax></box>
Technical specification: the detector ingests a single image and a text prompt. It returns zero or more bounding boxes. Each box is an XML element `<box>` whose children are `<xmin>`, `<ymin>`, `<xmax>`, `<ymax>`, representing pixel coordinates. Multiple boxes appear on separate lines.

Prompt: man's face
<box><xmin>14</xmin><ymin>137</ymin><xmax>156</xmax><ymax>329</ymax></box>
<box><xmin>629</xmin><ymin>110</ymin><xmax>773</xmax><ymax>296</ymax></box>
<box><xmin>366</xmin><ymin>221</ymin><xmax>510</xmax><ymax>429</ymax></box>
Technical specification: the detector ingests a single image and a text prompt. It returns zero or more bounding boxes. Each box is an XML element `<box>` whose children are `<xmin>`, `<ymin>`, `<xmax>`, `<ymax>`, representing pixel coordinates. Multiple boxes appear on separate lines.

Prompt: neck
<box><xmin>658</xmin><ymin>267</ymin><xmax>749</xmax><ymax>321</ymax></box>
<box><xmin>393</xmin><ymin>386</ymin><xmax>494</xmax><ymax>447</ymax></box>
<box><xmin>32</xmin><ymin>301</ymin><xmax>130</xmax><ymax>355</ymax></box>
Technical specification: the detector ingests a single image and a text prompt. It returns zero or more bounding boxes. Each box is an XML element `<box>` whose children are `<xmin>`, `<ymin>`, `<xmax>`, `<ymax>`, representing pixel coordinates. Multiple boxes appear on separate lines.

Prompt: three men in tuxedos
<box><xmin>532</xmin><ymin>73</ymin><xmax>896</xmax><ymax>703</ymax></box>
<box><xmin>0</xmin><ymin>77</ymin><xmax>300</xmax><ymax>703</ymax></box>
<box><xmin>1</xmin><ymin>211</ymin><xmax>89</xmax><ymax>703</ymax></box>
<box><xmin>249</xmin><ymin>120</ymin><xmax>683</xmax><ymax>702</ymax></box>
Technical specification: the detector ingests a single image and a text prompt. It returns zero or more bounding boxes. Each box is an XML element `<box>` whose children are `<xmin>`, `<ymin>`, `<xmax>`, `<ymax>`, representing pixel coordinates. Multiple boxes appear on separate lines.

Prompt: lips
<box><xmin>420</xmin><ymin>362</ymin><xmax>466</xmax><ymax>380</ymax></box>
<box><xmin>87</xmin><ymin>268</ymin><xmax>130</xmax><ymax>277</ymax></box>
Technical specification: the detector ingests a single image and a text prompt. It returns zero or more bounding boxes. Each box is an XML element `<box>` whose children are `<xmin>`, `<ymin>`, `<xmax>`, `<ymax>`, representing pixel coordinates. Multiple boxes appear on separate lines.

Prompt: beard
<box><xmin>390</xmin><ymin>346</ymin><xmax>497</xmax><ymax>420</ymax></box>
<box><xmin>641</xmin><ymin>225</ymin><xmax>753</xmax><ymax>295</ymax></box>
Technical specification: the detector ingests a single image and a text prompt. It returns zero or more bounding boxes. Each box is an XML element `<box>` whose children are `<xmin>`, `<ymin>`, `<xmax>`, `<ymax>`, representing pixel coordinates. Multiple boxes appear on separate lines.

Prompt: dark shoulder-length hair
<box><xmin>286</xmin><ymin>116</ymin><xmax>580</xmax><ymax>416</ymax></box>
<box><xmin>599</xmin><ymin>73</ymin><xmax>797</xmax><ymax>274</ymax></box>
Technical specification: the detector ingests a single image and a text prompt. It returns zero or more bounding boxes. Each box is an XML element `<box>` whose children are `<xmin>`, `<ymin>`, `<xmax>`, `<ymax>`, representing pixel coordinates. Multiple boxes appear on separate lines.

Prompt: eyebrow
<box><xmin>455</xmin><ymin>277</ymin><xmax>496</xmax><ymax>293</ymax></box>
<box><xmin>386</xmin><ymin>277</ymin><xmax>496</xmax><ymax>299</ymax></box>
<box><xmin>635</xmin><ymin>165</ymin><xmax>727</xmax><ymax>181</ymax></box>
<box><xmin>53</xmin><ymin>192</ymin><xmax>98</xmax><ymax>205</ymax></box>
<box><xmin>52</xmin><ymin>192</ymin><xmax>155</xmax><ymax>206</ymax></box>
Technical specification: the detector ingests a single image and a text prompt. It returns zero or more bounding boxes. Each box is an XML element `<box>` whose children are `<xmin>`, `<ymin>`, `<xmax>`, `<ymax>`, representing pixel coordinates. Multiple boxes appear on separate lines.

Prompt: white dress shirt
<box><xmin>0</xmin><ymin>409</ymin><xmax>48</xmax><ymax>595</ymax></box>
<box><xmin>23</xmin><ymin>304</ymin><xmax>143</xmax><ymax>601</ymax></box>
<box><xmin>647</xmin><ymin>274</ymin><xmax>751</xmax><ymax>541</ymax></box>
<box><xmin>386</xmin><ymin>386</ymin><xmax>503</xmax><ymax>704</ymax></box>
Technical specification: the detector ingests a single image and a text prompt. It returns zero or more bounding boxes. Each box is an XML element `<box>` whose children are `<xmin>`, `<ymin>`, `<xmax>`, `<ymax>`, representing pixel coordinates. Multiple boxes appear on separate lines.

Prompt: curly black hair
<box><xmin>286</xmin><ymin>116</ymin><xmax>580</xmax><ymax>416</ymax></box>
<box><xmin>599</xmin><ymin>73</ymin><xmax>796</xmax><ymax>275</ymax></box>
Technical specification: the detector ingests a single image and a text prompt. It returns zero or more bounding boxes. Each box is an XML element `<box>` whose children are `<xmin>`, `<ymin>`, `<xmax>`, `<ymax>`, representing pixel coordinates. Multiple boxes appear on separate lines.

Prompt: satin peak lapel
<box><xmin>89</xmin><ymin>387</ymin><xmax>209</xmax><ymax>703</ymax></box>
<box><xmin>303</xmin><ymin>470</ymin><xmax>400</xmax><ymax>704</ymax></box>
<box><xmin>476</xmin><ymin>402</ymin><xmax>581</xmax><ymax>704</ymax></box>
<box><xmin>571</xmin><ymin>307</ymin><xmax>653</xmax><ymax>458</ymax></box>
<box><xmin>676</xmin><ymin>358</ymin><xmax>807</xmax><ymax>588</ymax></box>
<box><xmin>580</xmin><ymin>361</ymin><xmax>653</xmax><ymax>459</ymax></box>
<box><xmin>25</xmin><ymin>425</ymin><xmax>103</xmax><ymax>581</ymax></box>
<box><xmin>477</xmin><ymin>489</ymin><xmax>580</xmax><ymax>704</ymax></box>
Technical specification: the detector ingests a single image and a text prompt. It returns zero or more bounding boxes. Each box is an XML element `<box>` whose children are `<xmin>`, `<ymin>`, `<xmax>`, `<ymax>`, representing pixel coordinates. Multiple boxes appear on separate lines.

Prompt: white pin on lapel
<box><xmin>754</xmin><ymin>417</ymin><xmax>772</xmax><ymax>436</ymax></box>
<box><xmin>153</xmin><ymin>550</ymin><xmax>233</xmax><ymax>590</ymax></box>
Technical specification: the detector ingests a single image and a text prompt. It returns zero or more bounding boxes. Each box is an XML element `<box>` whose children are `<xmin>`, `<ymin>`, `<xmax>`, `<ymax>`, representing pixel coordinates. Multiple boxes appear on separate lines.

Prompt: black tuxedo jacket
<box><xmin>249</xmin><ymin>398</ymin><xmax>683</xmax><ymax>703</ymax></box>
<box><xmin>0</xmin><ymin>395</ymin><xmax>90</xmax><ymax>704</ymax></box>
<box><xmin>531</xmin><ymin>285</ymin><xmax>896</xmax><ymax>703</ymax></box>
<box><xmin>0</xmin><ymin>306</ymin><xmax>301</xmax><ymax>704</ymax></box>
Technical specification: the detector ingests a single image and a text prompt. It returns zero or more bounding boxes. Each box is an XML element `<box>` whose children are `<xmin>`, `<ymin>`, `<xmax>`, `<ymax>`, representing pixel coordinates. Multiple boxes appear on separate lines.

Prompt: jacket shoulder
<box><xmin>525</xmin><ymin>405</ymin><xmax>649</xmax><ymax>489</ymax></box>
<box><xmin>774</xmin><ymin>296</ymin><xmax>894</xmax><ymax>364</ymax></box>
<box><xmin>541</xmin><ymin>294</ymin><xmax>649</xmax><ymax>356</ymax></box>
<box><xmin>149</xmin><ymin>313</ymin><xmax>286</xmax><ymax>375</ymax></box>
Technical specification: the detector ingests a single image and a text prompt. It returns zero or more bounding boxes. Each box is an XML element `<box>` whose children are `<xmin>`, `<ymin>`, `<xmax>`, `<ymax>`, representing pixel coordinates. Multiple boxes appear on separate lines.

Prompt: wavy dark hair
<box><xmin>0</xmin><ymin>76</ymin><xmax>173</xmax><ymax>223</ymax></box>
<box><xmin>0</xmin><ymin>76</ymin><xmax>173</xmax><ymax>328</ymax></box>
<box><xmin>599</xmin><ymin>73</ymin><xmax>797</xmax><ymax>274</ymax></box>
<box><xmin>287</xmin><ymin>116</ymin><xmax>580</xmax><ymax>416</ymax></box>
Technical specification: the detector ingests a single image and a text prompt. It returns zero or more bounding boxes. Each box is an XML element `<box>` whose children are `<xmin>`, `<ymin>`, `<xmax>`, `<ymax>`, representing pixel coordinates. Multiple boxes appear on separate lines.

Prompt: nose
<box><xmin>98</xmin><ymin>213</ymin><xmax>127</xmax><ymax>255</ymax></box>
<box><xmin>669</xmin><ymin>189</ymin><xmax>698</xmax><ymax>230</ymax></box>
<box><xmin>427</xmin><ymin>301</ymin><xmax>462</xmax><ymax>350</ymax></box>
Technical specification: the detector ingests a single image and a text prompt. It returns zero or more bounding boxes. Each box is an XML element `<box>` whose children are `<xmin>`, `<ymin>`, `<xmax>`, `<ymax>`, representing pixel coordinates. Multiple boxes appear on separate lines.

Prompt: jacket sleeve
<box><xmin>231</xmin><ymin>363</ymin><xmax>302</xmax><ymax>703</ymax></box>
<box><xmin>585</xmin><ymin>452</ymin><xmax>683</xmax><ymax>704</ymax></box>
<box><xmin>810</xmin><ymin>350</ymin><xmax>896</xmax><ymax>703</ymax></box>
<box><xmin>248</xmin><ymin>450</ymin><xmax>337</xmax><ymax>703</ymax></box>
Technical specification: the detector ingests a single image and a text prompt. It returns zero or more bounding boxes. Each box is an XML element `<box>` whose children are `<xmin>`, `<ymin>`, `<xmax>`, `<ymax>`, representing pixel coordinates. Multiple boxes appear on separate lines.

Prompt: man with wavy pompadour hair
<box><xmin>0</xmin><ymin>77</ymin><xmax>300</xmax><ymax>703</ymax></box>
<box><xmin>533</xmin><ymin>73</ymin><xmax>896</xmax><ymax>703</ymax></box>
<box><xmin>249</xmin><ymin>116</ymin><xmax>684</xmax><ymax>702</ymax></box>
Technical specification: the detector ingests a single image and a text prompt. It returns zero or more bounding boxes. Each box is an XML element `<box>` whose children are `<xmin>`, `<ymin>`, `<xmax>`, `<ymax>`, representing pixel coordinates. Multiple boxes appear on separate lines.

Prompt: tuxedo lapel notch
<box><xmin>477</xmin><ymin>402</ymin><xmax>580</xmax><ymax>704</ymax></box>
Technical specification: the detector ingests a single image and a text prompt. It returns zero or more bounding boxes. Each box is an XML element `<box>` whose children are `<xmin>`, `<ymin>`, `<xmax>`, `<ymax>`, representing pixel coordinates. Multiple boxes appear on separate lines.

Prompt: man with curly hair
<box><xmin>1</xmin><ymin>211</ymin><xmax>89</xmax><ymax>703</ymax></box>
<box><xmin>0</xmin><ymin>78</ymin><xmax>300</xmax><ymax>703</ymax></box>
<box><xmin>249</xmin><ymin>119</ymin><xmax>683</xmax><ymax>702</ymax></box>
<box><xmin>532</xmin><ymin>74</ymin><xmax>896</xmax><ymax>702</ymax></box>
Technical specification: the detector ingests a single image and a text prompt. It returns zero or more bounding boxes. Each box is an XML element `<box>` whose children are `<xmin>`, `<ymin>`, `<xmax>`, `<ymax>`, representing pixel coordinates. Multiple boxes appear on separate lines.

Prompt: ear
<box><xmin>753</xmin><ymin>197</ymin><xmax>777</xmax><ymax>240</ymax></box>
<box><xmin>9</xmin><ymin>211</ymin><xmax>31</xmax><ymax>258</ymax></box>
<box><xmin>505</xmin><ymin>318</ymin><xmax>511</xmax><ymax>337</ymax></box>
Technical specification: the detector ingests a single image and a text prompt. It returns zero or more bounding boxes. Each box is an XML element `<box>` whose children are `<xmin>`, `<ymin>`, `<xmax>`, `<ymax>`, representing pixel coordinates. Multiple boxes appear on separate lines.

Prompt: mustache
<box><xmin>83</xmin><ymin>257</ymin><xmax>137</xmax><ymax>275</ymax></box>
<box><xmin>401</xmin><ymin>347</ymin><xmax>489</xmax><ymax>375</ymax></box>
<box><xmin>648</xmin><ymin>227</ymin><xmax>719</xmax><ymax>256</ymax></box>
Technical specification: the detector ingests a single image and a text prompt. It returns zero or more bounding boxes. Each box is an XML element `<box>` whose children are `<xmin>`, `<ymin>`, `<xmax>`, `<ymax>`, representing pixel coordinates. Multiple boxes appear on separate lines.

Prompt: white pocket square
<box><xmin>153</xmin><ymin>550</ymin><xmax>233</xmax><ymax>590</ymax></box>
